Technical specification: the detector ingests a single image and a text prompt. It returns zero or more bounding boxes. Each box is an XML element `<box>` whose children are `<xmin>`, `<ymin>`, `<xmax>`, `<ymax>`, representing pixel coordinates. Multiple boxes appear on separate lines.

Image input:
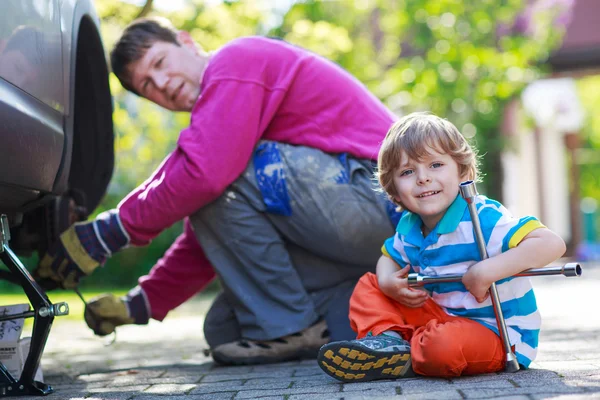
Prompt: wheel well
<box><xmin>69</xmin><ymin>16</ymin><xmax>114</xmax><ymax>215</ymax></box>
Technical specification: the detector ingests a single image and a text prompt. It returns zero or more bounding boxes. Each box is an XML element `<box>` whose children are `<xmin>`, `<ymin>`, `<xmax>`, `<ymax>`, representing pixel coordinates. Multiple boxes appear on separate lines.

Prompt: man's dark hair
<box><xmin>110</xmin><ymin>16</ymin><xmax>180</xmax><ymax>94</ymax></box>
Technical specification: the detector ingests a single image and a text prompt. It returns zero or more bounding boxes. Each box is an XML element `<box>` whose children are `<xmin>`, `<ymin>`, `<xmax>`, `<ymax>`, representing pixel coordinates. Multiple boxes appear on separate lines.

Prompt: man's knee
<box><xmin>203</xmin><ymin>292</ymin><xmax>241</xmax><ymax>348</ymax></box>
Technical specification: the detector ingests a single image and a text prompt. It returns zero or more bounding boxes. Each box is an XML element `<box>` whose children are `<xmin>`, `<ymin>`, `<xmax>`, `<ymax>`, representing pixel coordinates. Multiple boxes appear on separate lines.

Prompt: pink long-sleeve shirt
<box><xmin>118</xmin><ymin>36</ymin><xmax>395</xmax><ymax>245</ymax></box>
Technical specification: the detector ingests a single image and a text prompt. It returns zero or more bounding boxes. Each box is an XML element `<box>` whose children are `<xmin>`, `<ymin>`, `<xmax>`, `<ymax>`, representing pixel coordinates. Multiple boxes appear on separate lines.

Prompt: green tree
<box><xmin>272</xmin><ymin>0</ymin><xmax>568</xmax><ymax>198</ymax></box>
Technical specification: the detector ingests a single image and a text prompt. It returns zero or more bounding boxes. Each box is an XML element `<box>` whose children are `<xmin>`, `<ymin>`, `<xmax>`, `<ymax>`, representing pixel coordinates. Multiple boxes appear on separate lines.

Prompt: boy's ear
<box><xmin>176</xmin><ymin>31</ymin><xmax>202</xmax><ymax>54</ymax></box>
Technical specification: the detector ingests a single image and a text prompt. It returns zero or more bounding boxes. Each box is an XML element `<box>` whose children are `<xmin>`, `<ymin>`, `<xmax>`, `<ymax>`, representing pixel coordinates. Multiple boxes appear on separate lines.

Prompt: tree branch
<box><xmin>135</xmin><ymin>0</ymin><xmax>154</xmax><ymax>19</ymax></box>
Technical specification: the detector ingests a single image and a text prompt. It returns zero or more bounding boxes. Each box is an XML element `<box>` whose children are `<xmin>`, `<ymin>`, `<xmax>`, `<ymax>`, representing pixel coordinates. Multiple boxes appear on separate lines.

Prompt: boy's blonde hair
<box><xmin>376</xmin><ymin>112</ymin><xmax>480</xmax><ymax>207</ymax></box>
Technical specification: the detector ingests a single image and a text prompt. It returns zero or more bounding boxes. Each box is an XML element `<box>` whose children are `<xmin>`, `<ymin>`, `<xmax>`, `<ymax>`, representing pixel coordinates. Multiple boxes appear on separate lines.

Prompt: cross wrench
<box><xmin>460</xmin><ymin>181</ymin><xmax>520</xmax><ymax>373</ymax></box>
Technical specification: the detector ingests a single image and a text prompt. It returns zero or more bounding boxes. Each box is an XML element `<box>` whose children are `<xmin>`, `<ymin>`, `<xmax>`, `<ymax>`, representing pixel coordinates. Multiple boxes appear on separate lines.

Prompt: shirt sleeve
<box><xmin>138</xmin><ymin>218</ymin><xmax>216</xmax><ymax>321</ymax></box>
<box><xmin>382</xmin><ymin>233</ymin><xmax>408</xmax><ymax>268</ymax></box>
<box><xmin>477</xmin><ymin>198</ymin><xmax>546</xmax><ymax>257</ymax></box>
<box><xmin>118</xmin><ymin>79</ymin><xmax>279</xmax><ymax>245</ymax></box>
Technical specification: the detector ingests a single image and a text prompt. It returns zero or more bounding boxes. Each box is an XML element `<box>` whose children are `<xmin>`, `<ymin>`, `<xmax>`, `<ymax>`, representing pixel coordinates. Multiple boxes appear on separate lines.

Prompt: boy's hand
<box><xmin>462</xmin><ymin>262</ymin><xmax>493</xmax><ymax>303</ymax></box>
<box><xmin>379</xmin><ymin>265</ymin><xmax>428</xmax><ymax>307</ymax></box>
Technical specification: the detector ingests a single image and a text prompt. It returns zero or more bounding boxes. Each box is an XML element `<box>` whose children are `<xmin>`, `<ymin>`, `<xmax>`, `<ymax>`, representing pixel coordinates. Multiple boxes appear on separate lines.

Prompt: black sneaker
<box><xmin>317</xmin><ymin>332</ymin><xmax>414</xmax><ymax>383</ymax></box>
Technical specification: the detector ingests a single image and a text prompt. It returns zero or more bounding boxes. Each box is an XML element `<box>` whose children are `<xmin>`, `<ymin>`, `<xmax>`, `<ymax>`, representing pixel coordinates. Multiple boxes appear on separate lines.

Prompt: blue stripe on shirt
<box><xmin>477</xmin><ymin>201</ymin><xmax>504</xmax><ymax>247</ymax></box>
<box><xmin>444</xmin><ymin>288</ymin><xmax>538</xmax><ymax>319</ymax></box>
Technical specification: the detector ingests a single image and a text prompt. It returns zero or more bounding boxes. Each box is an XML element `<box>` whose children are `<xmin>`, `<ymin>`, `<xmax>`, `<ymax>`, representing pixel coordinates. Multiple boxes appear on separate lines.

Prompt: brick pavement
<box><xmin>10</xmin><ymin>261</ymin><xmax>600</xmax><ymax>399</ymax></box>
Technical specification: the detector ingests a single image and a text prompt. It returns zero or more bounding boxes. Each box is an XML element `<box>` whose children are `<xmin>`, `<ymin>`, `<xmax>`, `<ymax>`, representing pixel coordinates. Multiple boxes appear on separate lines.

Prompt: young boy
<box><xmin>317</xmin><ymin>112</ymin><xmax>566</xmax><ymax>382</ymax></box>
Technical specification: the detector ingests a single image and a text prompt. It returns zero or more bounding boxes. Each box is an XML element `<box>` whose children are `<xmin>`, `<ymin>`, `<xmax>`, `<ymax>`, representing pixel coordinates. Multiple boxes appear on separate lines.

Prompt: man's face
<box><xmin>128</xmin><ymin>37</ymin><xmax>205</xmax><ymax>112</ymax></box>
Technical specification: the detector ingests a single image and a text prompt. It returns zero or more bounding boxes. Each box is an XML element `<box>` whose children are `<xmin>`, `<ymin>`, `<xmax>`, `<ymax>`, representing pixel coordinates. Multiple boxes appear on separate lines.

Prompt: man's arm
<box><xmin>84</xmin><ymin>218</ymin><xmax>217</xmax><ymax>335</ymax></box>
<box><xmin>119</xmin><ymin>80</ymin><xmax>282</xmax><ymax>245</ymax></box>
<box><xmin>34</xmin><ymin>80</ymin><xmax>280</xmax><ymax>289</ymax></box>
<box><xmin>138</xmin><ymin>218</ymin><xmax>216</xmax><ymax>321</ymax></box>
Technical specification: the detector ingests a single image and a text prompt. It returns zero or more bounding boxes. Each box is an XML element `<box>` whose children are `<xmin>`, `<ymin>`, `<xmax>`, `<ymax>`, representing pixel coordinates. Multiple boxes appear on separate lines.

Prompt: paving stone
<box><xmin>37</xmin><ymin>390</ymin><xmax>89</xmax><ymax>400</ymax></box>
<box><xmin>403</xmin><ymin>389</ymin><xmax>463</xmax><ymax>400</ymax></box>
<box><xmin>534</xmin><ymin>361</ymin><xmax>600</xmax><ymax>378</ymax></box>
<box><xmin>449</xmin><ymin>378</ymin><xmax>514</xmax><ymax>390</ymax></box>
<box><xmin>287</xmin><ymin>375</ymin><xmax>341</xmax><ymax>387</ymax></box>
<box><xmin>135</xmin><ymin>394</ymin><xmax>237</xmax><ymax>400</ymax></box>
<box><xmin>234</xmin><ymin>383</ymin><xmax>341</xmax><ymax>398</ymax></box>
<box><xmin>252</xmin><ymin>360</ymin><xmax>309</xmax><ymax>372</ymax></box>
<box><xmin>77</xmin><ymin>371</ymin><xmax>121</xmax><ymax>383</ymax></box>
<box><xmin>531</xmin><ymin>393</ymin><xmax>600</xmax><ymax>400</ymax></box>
<box><xmin>460</xmin><ymin>385</ymin><xmax>587</xmax><ymax>398</ymax></box>
<box><xmin>87</xmin><ymin>385</ymin><xmax>151</xmax><ymax>394</ymax></box>
<box><xmin>562</xmin><ymin>373</ymin><xmax>600</xmax><ymax>388</ymax></box>
<box><xmin>200</xmin><ymin>369</ymin><xmax>294</xmax><ymax>383</ymax></box>
<box><xmin>51</xmin><ymin>381</ymin><xmax>108</xmax><ymax>390</ymax></box>
<box><xmin>143</xmin><ymin>383</ymin><xmax>197</xmax><ymax>394</ymax></box>
<box><xmin>189</xmin><ymin>380</ymin><xmax>248</xmax><ymax>394</ymax></box>
<box><xmin>292</xmin><ymin>367</ymin><xmax>324</xmax><ymax>377</ymax></box>
<box><xmin>109</xmin><ymin>370</ymin><xmax>167</xmax><ymax>386</ymax></box>
<box><xmin>342</xmin><ymin>377</ymin><xmax>452</xmax><ymax>394</ymax></box>
<box><xmin>242</xmin><ymin>378</ymin><xmax>294</xmax><ymax>389</ymax></box>
<box><xmin>287</xmin><ymin>395</ymin><xmax>345</xmax><ymax>400</ymax></box>
<box><xmin>66</xmin><ymin>395</ymin><xmax>134</xmax><ymax>400</ymax></box>
<box><xmin>210</xmin><ymin>365</ymin><xmax>255</xmax><ymax>375</ymax></box>
<box><xmin>343</xmin><ymin>385</ymin><xmax>400</xmax><ymax>396</ymax></box>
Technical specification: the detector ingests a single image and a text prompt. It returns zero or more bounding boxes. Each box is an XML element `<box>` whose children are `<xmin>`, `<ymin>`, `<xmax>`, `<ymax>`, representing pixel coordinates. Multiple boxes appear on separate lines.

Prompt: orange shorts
<box><xmin>349</xmin><ymin>273</ymin><xmax>506</xmax><ymax>377</ymax></box>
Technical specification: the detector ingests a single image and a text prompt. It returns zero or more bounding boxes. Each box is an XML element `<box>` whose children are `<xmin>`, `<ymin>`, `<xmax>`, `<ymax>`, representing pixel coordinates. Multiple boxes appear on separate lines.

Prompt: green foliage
<box><xmin>576</xmin><ymin>75</ymin><xmax>600</xmax><ymax>233</ymax></box>
<box><xmin>272</xmin><ymin>0</ymin><xmax>567</xmax><ymax>198</ymax></box>
<box><xmin>91</xmin><ymin>0</ymin><xmax>568</xmax><ymax>288</ymax></box>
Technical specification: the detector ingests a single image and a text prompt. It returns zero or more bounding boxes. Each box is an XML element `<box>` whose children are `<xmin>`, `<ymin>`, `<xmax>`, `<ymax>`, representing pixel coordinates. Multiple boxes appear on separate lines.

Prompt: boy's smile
<box><xmin>393</xmin><ymin>147</ymin><xmax>465</xmax><ymax>232</ymax></box>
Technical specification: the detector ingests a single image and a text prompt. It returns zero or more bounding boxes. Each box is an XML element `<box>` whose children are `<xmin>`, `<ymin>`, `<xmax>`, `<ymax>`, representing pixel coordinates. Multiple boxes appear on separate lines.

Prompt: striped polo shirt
<box><xmin>382</xmin><ymin>194</ymin><xmax>545</xmax><ymax>367</ymax></box>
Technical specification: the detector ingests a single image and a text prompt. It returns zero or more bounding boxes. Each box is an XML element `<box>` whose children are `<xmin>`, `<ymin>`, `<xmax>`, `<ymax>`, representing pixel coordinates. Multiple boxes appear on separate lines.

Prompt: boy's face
<box><xmin>393</xmin><ymin>147</ymin><xmax>465</xmax><ymax>231</ymax></box>
<box><xmin>127</xmin><ymin>34</ymin><xmax>205</xmax><ymax>112</ymax></box>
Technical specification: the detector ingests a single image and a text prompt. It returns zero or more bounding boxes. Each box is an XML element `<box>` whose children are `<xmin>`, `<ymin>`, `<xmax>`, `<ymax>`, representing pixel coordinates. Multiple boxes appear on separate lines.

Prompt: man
<box><xmin>34</xmin><ymin>16</ymin><xmax>398</xmax><ymax>365</ymax></box>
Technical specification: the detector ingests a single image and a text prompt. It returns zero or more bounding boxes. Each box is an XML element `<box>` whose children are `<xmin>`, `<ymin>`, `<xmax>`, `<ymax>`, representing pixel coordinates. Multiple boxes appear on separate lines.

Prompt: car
<box><xmin>0</xmin><ymin>0</ymin><xmax>114</xmax><ymax>256</ymax></box>
<box><xmin>0</xmin><ymin>1</ymin><xmax>113</xmax><ymax>394</ymax></box>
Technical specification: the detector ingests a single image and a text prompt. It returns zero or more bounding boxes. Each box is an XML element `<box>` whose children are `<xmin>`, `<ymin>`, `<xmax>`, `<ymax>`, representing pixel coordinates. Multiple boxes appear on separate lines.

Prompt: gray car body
<box><xmin>0</xmin><ymin>0</ymin><xmax>114</xmax><ymax>253</ymax></box>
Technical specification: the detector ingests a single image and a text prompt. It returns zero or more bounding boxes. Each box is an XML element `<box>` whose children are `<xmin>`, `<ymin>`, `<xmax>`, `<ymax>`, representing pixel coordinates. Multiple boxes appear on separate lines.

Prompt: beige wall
<box><xmin>501</xmin><ymin>78</ymin><xmax>584</xmax><ymax>242</ymax></box>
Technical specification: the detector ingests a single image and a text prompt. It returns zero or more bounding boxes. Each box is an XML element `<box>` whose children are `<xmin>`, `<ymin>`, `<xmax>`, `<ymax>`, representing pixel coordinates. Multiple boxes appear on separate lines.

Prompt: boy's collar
<box><xmin>396</xmin><ymin>194</ymin><xmax>467</xmax><ymax>236</ymax></box>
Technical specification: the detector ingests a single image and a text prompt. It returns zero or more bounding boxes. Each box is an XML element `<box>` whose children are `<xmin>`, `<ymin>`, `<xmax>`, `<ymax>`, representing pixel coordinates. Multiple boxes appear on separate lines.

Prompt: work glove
<box><xmin>84</xmin><ymin>287</ymin><xmax>150</xmax><ymax>336</ymax></box>
<box><xmin>34</xmin><ymin>209</ymin><xmax>129</xmax><ymax>290</ymax></box>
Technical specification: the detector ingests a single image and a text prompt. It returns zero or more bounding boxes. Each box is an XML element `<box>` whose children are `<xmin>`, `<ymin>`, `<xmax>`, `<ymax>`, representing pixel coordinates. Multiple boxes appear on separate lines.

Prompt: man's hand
<box><xmin>34</xmin><ymin>209</ymin><xmax>129</xmax><ymax>290</ymax></box>
<box><xmin>462</xmin><ymin>261</ymin><xmax>493</xmax><ymax>303</ymax></box>
<box><xmin>85</xmin><ymin>288</ymin><xmax>150</xmax><ymax>336</ymax></box>
<box><xmin>378</xmin><ymin>265</ymin><xmax>428</xmax><ymax>307</ymax></box>
<box><xmin>85</xmin><ymin>294</ymin><xmax>134</xmax><ymax>336</ymax></box>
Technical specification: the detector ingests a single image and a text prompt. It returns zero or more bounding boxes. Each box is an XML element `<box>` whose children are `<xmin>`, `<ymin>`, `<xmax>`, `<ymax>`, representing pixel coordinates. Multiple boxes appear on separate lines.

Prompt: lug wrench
<box><xmin>74</xmin><ymin>287</ymin><xmax>117</xmax><ymax>345</ymax></box>
<box><xmin>460</xmin><ymin>181</ymin><xmax>520</xmax><ymax>373</ymax></box>
<box><xmin>408</xmin><ymin>262</ymin><xmax>582</xmax><ymax>286</ymax></box>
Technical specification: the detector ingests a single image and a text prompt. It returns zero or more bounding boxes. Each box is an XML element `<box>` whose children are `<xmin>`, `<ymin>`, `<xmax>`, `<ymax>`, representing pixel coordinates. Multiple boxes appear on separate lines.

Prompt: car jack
<box><xmin>0</xmin><ymin>215</ymin><xmax>68</xmax><ymax>397</ymax></box>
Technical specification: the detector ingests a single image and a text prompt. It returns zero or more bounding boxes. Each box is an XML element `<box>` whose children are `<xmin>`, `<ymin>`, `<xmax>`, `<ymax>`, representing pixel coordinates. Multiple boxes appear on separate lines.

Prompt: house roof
<box><xmin>548</xmin><ymin>0</ymin><xmax>600</xmax><ymax>72</ymax></box>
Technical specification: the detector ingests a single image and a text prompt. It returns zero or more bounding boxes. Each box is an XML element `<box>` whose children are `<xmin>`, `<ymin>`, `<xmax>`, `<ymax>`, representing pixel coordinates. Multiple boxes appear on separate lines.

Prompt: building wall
<box><xmin>502</xmin><ymin>77</ymin><xmax>584</xmax><ymax>243</ymax></box>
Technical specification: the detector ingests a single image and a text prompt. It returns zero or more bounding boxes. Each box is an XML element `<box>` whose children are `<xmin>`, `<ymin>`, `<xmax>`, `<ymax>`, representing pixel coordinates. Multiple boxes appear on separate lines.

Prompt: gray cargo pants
<box><xmin>189</xmin><ymin>141</ymin><xmax>394</xmax><ymax>347</ymax></box>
